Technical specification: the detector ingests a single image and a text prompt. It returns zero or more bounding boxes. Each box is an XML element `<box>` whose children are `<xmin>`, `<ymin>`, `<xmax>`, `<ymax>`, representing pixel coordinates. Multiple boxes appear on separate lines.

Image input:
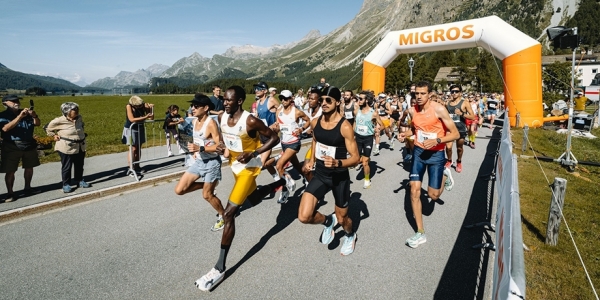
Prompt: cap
<box><xmin>2</xmin><ymin>94</ymin><xmax>22</xmax><ymax>103</ymax></box>
<box><xmin>378</xmin><ymin>93</ymin><xmax>386</xmax><ymax>98</ymax></box>
<box><xmin>577</xmin><ymin>91</ymin><xmax>583</xmax><ymax>95</ymax></box>
<box><xmin>278</xmin><ymin>90</ymin><xmax>293</xmax><ymax>100</ymax></box>
<box><xmin>321</xmin><ymin>86</ymin><xmax>341</xmax><ymax>101</ymax></box>
<box><xmin>189</xmin><ymin>94</ymin><xmax>215</xmax><ymax>111</ymax></box>
<box><xmin>268</xmin><ymin>87</ymin><xmax>277</xmax><ymax>93</ymax></box>
<box><xmin>253</xmin><ymin>81</ymin><xmax>269</xmax><ymax>90</ymax></box>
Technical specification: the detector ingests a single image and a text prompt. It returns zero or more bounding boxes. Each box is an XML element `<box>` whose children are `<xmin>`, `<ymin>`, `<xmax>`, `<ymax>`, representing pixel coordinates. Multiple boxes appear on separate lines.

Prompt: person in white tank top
<box><xmin>301</xmin><ymin>88</ymin><xmax>323</xmax><ymax>182</ymax></box>
<box><xmin>174</xmin><ymin>94</ymin><xmax>226</xmax><ymax>233</ymax></box>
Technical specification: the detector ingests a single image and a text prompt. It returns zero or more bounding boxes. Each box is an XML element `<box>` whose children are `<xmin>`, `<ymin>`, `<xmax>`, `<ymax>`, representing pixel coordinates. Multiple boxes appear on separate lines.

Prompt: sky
<box><xmin>1</xmin><ymin>0</ymin><xmax>364</xmax><ymax>85</ymax></box>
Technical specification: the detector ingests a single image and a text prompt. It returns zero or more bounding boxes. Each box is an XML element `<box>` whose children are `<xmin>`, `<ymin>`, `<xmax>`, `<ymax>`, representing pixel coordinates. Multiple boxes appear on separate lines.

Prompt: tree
<box><xmin>451</xmin><ymin>50</ymin><xmax>475</xmax><ymax>88</ymax></box>
<box><xmin>566</xmin><ymin>0</ymin><xmax>600</xmax><ymax>47</ymax></box>
<box><xmin>475</xmin><ymin>51</ymin><xmax>503</xmax><ymax>93</ymax></box>
<box><xmin>26</xmin><ymin>87</ymin><xmax>46</xmax><ymax>96</ymax></box>
<box><xmin>542</xmin><ymin>61</ymin><xmax>573</xmax><ymax>93</ymax></box>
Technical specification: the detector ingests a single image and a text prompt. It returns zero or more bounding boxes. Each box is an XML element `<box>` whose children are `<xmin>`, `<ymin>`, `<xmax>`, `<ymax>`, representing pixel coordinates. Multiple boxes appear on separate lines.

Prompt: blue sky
<box><xmin>1</xmin><ymin>0</ymin><xmax>363</xmax><ymax>85</ymax></box>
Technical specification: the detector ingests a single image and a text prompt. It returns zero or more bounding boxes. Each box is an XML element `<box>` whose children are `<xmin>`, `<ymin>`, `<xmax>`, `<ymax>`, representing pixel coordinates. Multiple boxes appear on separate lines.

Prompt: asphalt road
<box><xmin>0</xmin><ymin>127</ymin><xmax>500</xmax><ymax>299</ymax></box>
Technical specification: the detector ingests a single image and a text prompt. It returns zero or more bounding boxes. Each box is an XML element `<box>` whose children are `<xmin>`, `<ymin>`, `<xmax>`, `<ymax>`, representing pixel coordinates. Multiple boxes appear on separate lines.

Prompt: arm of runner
<box><xmin>268</xmin><ymin>97</ymin><xmax>280</xmax><ymax>113</ymax></box>
<box><xmin>459</xmin><ymin>101</ymin><xmax>475</xmax><ymax>120</ymax></box>
<box><xmin>296</xmin><ymin>110</ymin><xmax>310</xmax><ymax>136</ymax></box>
<box><xmin>373</xmin><ymin>112</ymin><xmax>385</xmax><ymax>128</ymax></box>
<box><xmin>431</xmin><ymin>103</ymin><xmax>460</xmax><ymax>146</ymax></box>
<box><xmin>237</xmin><ymin>114</ymin><xmax>280</xmax><ymax>164</ymax></box>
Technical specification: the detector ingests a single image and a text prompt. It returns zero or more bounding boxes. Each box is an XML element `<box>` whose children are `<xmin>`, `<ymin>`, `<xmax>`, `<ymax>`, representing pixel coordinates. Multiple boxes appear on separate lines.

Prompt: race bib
<box><xmin>279</xmin><ymin>124</ymin><xmax>293</xmax><ymax>134</ymax></box>
<box><xmin>449</xmin><ymin>113</ymin><xmax>461</xmax><ymax>122</ymax></box>
<box><xmin>391</xmin><ymin>105</ymin><xmax>398</xmax><ymax>110</ymax></box>
<box><xmin>222</xmin><ymin>132</ymin><xmax>243</xmax><ymax>152</ymax></box>
<box><xmin>489</xmin><ymin>103</ymin><xmax>496</xmax><ymax>109</ymax></box>
<box><xmin>345</xmin><ymin>111</ymin><xmax>354</xmax><ymax>119</ymax></box>
<box><xmin>417</xmin><ymin>130</ymin><xmax>437</xmax><ymax>143</ymax></box>
<box><xmin>315</xmin><ymin>142</ymin><xmax>337</xmax><ymax>161</ymax></box>
<box><xmin>356</xmin><ymin>125</ymin><xmax>368</xmax><ymax>135</ymax></box>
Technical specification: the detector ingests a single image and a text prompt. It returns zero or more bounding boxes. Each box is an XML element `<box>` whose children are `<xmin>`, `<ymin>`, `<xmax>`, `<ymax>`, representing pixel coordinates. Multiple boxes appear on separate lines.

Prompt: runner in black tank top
<box><xmin>298</xmin><ymin>86</ymin><xmax>360</xmax><ymax>256</ymax></box>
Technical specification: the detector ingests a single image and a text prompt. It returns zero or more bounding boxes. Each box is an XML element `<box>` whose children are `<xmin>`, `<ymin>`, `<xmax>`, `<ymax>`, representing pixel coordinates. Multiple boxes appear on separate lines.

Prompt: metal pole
<box><xmin>410</xmin><ymin>67</ymin><xmax>413</xmax><ymax>82</ymax></box>
<box><xmin>556</xmin><ymin>28</ymin><xmax>579</xmax><ymax>172</ymax></box>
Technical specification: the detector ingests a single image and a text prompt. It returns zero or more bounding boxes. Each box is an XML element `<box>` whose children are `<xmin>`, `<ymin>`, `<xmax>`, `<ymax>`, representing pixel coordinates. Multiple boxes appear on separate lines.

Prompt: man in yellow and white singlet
<box><xmin>194</xmin><ymin>86</ymin><xmax>280</xmax><ymax>292</ymax></box>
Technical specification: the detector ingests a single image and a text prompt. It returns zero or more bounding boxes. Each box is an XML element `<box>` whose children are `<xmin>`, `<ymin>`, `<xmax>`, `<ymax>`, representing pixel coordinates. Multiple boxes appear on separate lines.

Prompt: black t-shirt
<box><xmin>164</xmin><ymin>113</ymin><xmax>182</xmax><ymax>130</ymax></box>
<box><xmin>210</xmin><ymin>95</ymin><xmax>224</xmax><ymax>112</ymax></box>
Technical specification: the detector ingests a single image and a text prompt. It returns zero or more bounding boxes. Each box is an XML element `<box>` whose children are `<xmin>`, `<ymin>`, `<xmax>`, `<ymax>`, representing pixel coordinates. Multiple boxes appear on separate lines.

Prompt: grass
<box><xmin>25</xmin><ymin>94</ymin><xmax>256</xmax><ymax>163</ymax></box>
<box><xmin>512</xmin><ymin>125</ymin><xmax>600</xmax><ymax>299</ymax></box>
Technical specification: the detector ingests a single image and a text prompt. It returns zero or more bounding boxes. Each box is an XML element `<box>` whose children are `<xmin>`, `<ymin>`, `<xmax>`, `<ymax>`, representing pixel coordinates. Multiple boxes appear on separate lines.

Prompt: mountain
<box><xmin>153</xmin><ymin>0</ymin><xmax>578</xmax><ymax>89</ymax></box>
<box><xmin>0</xmin><ymin>63</ymin><xmax>82</xmax><ymax>91</ymax></box>
<box><xmin>87</xmin><ymin>64</ymin><xmax>169</xmax><ymax>89</ymax></box>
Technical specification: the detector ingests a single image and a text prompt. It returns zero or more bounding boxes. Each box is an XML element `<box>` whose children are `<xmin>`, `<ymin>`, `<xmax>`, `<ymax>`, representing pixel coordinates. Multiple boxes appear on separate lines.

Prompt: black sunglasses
<box><xmin>450</xmin><ymin>90</ymin><xmax>461</xmax><ymax>94</ymax></box>
<box><xmin>192</xmin><ymin>104</ymin><xmax>206</xmax><ymax>109</ymax></box>
<box><xmin>321</xmin><ymin>96</ymin><xmax>336</xmax><ymax>104</ymax></box>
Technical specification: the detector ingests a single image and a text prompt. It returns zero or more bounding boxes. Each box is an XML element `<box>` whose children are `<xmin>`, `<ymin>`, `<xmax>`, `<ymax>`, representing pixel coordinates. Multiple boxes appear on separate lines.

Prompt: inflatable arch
<box><xmin>362</xmin><ymin>16</ymin><xmax>543</xmax><ymax>127</ymax></box>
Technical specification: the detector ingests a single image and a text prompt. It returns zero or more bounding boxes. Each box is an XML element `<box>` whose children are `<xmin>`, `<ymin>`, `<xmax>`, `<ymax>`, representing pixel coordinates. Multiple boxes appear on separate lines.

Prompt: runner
<box><xmin>174</xmin><ymin>94</ymin><xmax>226</xmax><ymax>231</ymax></box>
<box><xmin>298</xmin><ymin>86</ymin><xmax>360</xmax><ymax>255</ymax></box>
<box><xmin>398</xmin><ymin>81</ymin><xmax>459</xmax><ymax>248</ymax></box>
<box><xmin>486</xmin><ymin>93</ymin><xmax>499</xmax><ymax>128</ymax></box>
<box><xmin>342</xmin><ymin>90</ymin><xmax>357</xmax><ymax>126</ymax></box>
<box><xmin>354</xmin><ymin>91</ymin><xmax>384</xmax><ymax>188</ymax></box>
<box><xmin>253</xmin><ymin>81</ymin><xmax>282</xmax><ymax>184</ymax></box>
<box><xmin>373</xmin><ymin>93</ymin><xmax>394</xmax><ymax>154</ymax></box>
<box><xmin>194</xmin><ymin>86</ymin><xmax>280</xmax><ymax>292</ymax></box>
<box><xmin>466</xmin><ymin>94</ymin><xmax>480</xmax><ymax>149</ymax></box>
<box><xmin>269</xmin><ymin>90</ymin><xmax>310</xmax><ymax>204</ymax></box>
<box><xmin>301</xmin><ymin>88</ymin><xmax>323</xmax><ymax>183</ymax></box>
<box><xmin>444</xmin><ymin>85</ymin><xmax>475</xmax><ymax>173</ymax></box>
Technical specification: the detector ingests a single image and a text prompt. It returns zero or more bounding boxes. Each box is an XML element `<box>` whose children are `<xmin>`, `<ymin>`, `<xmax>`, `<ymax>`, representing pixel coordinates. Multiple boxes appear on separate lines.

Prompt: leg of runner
<box><xmin>361</xmin><ymin>156</ymin><xmax>371</xmax><ymax>188</ymax></box>
<box><xmin>275</xmin><ymin>147</ymin><xmax>298</xmax><ymax>204</ymax></box>
<box><xmin>455</xmin><ymin>138</ymin><xmax>465</xmax><ymax>173</ymax></box>
<box><xmin>444</xmin><ymin>141</ymin><xmax>454</xmax><ymax>169</ymax></box>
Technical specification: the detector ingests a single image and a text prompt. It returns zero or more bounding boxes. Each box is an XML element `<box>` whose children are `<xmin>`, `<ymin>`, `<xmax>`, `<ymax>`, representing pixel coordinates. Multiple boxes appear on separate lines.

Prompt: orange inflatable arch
<box><xmin>362</xmin><ymin>16</ymin><xmax>543</xmax><ymax>127</ymax></box>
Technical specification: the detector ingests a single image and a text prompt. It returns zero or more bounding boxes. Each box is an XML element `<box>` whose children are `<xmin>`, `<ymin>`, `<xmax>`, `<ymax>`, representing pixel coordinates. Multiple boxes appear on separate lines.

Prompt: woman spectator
<box><xmin>45</xmin><ymin>102</ymin><xmax>91</xmax><ymax>193</ymax></box>
<box><xmin>163</xmin><ymin>104</ymin><xmax>183</xmax><ymax>157</ymax></box>
<box><xmin>121</xmin><ymin>95</ymin><xmax>154</xmax><ymax>176</ymax></box>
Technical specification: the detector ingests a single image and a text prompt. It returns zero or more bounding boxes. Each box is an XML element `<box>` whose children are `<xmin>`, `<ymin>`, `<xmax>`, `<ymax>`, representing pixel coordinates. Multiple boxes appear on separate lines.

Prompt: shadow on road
<box><xmin>433</xmin><ymin>127</ymin><xmax>500</xmax><ymax>300</ymax></box>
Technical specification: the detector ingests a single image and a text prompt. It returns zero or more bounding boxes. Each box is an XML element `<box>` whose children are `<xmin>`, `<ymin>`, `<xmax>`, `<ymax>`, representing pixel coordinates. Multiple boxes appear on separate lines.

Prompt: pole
<box><xmin>410</xmin><ymin>67</ymin><xmax>413</xmax><ymax>82</ymax></box>
<box><xmin>545</xmin><ymin>177</ymin><xmax>567</xmax><ymax>246</ymax></box>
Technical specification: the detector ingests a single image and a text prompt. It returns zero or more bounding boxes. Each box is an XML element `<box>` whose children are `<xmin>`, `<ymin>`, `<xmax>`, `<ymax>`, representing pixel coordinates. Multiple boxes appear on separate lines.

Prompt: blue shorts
<box><xmin>281</xmin><ymin>140</ymin><xmax>301</xmax><ymax>152</ymax></box>
<box><xmin>185</xmin><ymin>156</ymin><xmax>222</xmax><ymax>183</ymax></box>
<box><xmin>409</xmin><ymin>146</ymin><xmax>445</xmax><ymax>189</ymax></box>
<box><xmin>486</xmin><ymin>110</ymin><xmax>497</xmax><ymax>117</ymax></box>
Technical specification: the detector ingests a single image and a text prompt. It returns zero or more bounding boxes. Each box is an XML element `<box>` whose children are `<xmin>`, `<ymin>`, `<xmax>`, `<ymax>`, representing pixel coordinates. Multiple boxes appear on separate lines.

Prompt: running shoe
<box><xmin>444</xmin><ymin>167</ymin><xmax>454</xmax><ymax>191</ymax></box>
<box><xmin>211</xmin><ymin>216</ymin><xmax>224</xmax><ymax>231</ymax></box>
<box><xmin>472</xmin><ymin>143</ymin><xmax>476</xmax><ymax>149</ymax></box>
<box><xmin>340</xmin><ymin>232</ymin><xmax>357</xmax><ymax>256</ymax></box>
<box><xmin>444</xmin><ymin>160</ymin><xmax>452</xmax><ymax>169</ymax></box>
<box><xmin>62</xmin><ymin>184</ymin><xmax>73</xmax><ymax>193</ymax></box>
<box><xmin>372</xmin><ymin>148</ymin><xmax>380</xmax><ymax>156</ymax></box>
<box><xmin>406</xmin><ymin>232</ymin><xmax>427</xmax><ymax>248</ymax></box>
<box><xmin>390</xmin><ymin>139</ymin><xmax>395</xmax><ymax>150</ymax></box>
<box><xmin>363</xmin><ymin>179</ymin><xmax>371</xmax><ymax>189</ymax></box>
<box><xmin>277</xmin><ymin>190</ymin><xmax>290</xmax><ymax>204</ymax></box>
<box><xmin>167</xmin><ymin>151</ymin><xmax>174</xmax><ymax>157</ymax></box>
<box><xmin>194</xmin><ymin>267</ymin><xmax>224</xmax><ymax>292</ymax></box>
<box><xmin>79</xmin><ymin>180</ymin><xmax>91</xmax><ymax>188</ymax></box>
<box><xmin>321</xmin><ymin>213</ymin><xmax>337</xmax><ymax>245</ymax></box>
<box><xmin>456</xmin><ymin>162</ymin><xmax>463</xmax><ymax>173</ymax></box>
<box><xmin>284</xmin><ymin>172</ymin><xmax>296</xmax><ymax>193</ymax></box>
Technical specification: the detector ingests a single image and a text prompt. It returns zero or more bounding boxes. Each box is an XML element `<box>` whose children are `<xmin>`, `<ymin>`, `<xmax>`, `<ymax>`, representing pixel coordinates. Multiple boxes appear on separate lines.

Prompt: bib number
<box><xmin>315</xmin><ymin>142</ymin><xmax>336</xmax><ymax>161</ymax></box>
<box><xmin>417</xmin><ymin>130</ymin><xmax>437</xmax><ymax>144</ymax></box>
<box><xmin>280</xmin><ymin>124</ymin><xmax>292</xmax><ymax>134</ymax></box>
<box><xmin>488</xmin><ymin>103</ymin><xmax>496</xmax><ymax>109</ymax></box>
<box><xmin>223</xmin><ymin>133</ymin><xmax>243</xmax><ymax>152</ymax></box>
<box><xmin>356</xmin><ymin>125</ymin><xmax>368</xmax><ymax>135</ymax></box>
<box><xmin>345</xmin><ymin>111</ymin><xmax>354</xmax><ymax>119</ymax></box>
<box><xmin>449</xmin><ymin>113</ymin><xmax>461</xmax><ymax>122</ymax></box>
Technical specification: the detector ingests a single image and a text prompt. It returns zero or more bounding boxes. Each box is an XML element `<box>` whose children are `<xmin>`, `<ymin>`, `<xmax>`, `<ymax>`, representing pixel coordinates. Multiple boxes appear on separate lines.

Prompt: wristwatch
<box><xmin>251</xmin><ymin>151</ymin><xmax>259</xmax><ymax>158</ymax></box>
<box><xmin>199</xmin><ymin>145</ymin><xmax>205</xmax><ymax>153</ymax></box>
<box><xmin>436</xmin><ymin>138</ymin><xmax>442</xmax><ymax>144</ymax></box>
<box><xmin>337</xmin><ymin>159</ymin><xmax>343</xmax><ymax>168</ymax></box>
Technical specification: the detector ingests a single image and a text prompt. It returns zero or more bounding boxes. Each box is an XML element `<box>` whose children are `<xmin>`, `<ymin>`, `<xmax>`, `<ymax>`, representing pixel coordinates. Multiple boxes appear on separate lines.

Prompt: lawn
<box><xmin>25</xmin><ymin>94</ymin><xmax>256</xmax><ymax>163</ymax></box>
<box><xmin>512</xmin><ymin>125</ymin><xmax>600</xmax><ymax>299</ymax></box>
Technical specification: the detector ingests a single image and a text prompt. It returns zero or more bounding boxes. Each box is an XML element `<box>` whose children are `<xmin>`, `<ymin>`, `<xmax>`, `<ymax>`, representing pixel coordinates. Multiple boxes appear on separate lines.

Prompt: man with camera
<box><xmin>0</xmin><ymin>95</ymin><xmax>41</xmax><ymax>202</ymax></box>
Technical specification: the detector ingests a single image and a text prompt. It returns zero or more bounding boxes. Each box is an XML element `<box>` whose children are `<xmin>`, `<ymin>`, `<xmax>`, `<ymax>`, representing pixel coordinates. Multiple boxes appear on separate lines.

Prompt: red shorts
<box><xmin>465</xmin><ymin>116</ymin><xmax>478</xmax><ymax>127</ymax></box>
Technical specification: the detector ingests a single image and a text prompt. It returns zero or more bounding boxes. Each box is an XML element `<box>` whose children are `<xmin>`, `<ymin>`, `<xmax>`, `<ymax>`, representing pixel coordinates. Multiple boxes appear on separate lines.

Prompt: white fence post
<box><xmin>545</xmin><ymin>177</ymin><xmax>567</xmax><ymax>246</ymax></box>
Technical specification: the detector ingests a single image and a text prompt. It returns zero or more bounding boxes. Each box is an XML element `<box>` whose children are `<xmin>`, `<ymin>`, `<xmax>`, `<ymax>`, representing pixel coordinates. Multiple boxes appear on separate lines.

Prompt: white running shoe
<box><xmin>406</xmin><ymin>232</ymin><xmax>427</xmax><ymax>248</ymax></box>
<box><xmin>277</xmin><ymin>190</ymin><xmax>290</xmax><ymax>204</ymax></box>
<box><xmin>284</xmin><ymin>172</ymin><xmax>296</xmax><ymax>193</ymax></box>
<box><xmin>363</xmin><ymin>179</ymin><xmax>371</xmax><ymax>189</ymax></box>
<box><xmin>167</xmin><ymin>151</ymin><xmax>174</xmax><ymax>157</ymax></box>
<box><xmin>443</xmin><ymin>167</ymin><xmax>454</xmax><ymax>191</ymax></box>
<box><xmin>321</xmin><ymin>214</ymin><xmax>337</xmax><ymax>245</ymax></box>
<box><xmin>340</xmin><ymin>232</ymin><xmax>357</xmax><ymax>256</ymax></box>
<box><xmin>194</xmin><ymin>267</ymin><xmax>224</xmax><ymax>292</ymax></box>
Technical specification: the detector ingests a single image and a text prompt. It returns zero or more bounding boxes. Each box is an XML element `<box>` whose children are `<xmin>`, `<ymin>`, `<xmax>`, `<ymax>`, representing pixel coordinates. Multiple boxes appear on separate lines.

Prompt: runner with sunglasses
<box><xmin>444</xmin><ymin>85</ymin><xmax>475</xmax><ymax>173</ymax></box>
<box><xmin>299</xmin><ymin>86</ymin><xmax>360</xmax><ymax>256</ymax></box>
<box><xmin>253</xmin><ymin>82</ymin><xmax>283</xmax><ymax>190</ymax></box>
<box><xmin>354</xmin><ymin>91</ymin><xmax>384</xmax><ymax>189</ymax></box>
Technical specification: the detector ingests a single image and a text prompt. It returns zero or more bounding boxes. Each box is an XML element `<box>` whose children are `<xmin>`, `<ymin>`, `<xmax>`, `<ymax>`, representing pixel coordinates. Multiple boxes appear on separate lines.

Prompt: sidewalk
<box><xmin>0</xmin><ymin>141</ymin><xmax>302</xmax><ymax>222</ymax></box>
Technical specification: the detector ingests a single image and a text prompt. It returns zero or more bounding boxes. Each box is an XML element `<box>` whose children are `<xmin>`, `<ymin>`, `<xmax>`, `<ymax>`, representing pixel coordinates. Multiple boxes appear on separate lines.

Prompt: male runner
<box><xmin>253</xmin><ymin>81</ymin><xmax>281</xmax><ymax>183</ymax></box>
<box><xmin>354</xmin><ymin>91</ymin><xmax>384</xmax><ymax>188</ymax></box>
<box><xmin>398</xmin><ymin>81</ymin><xmax>459</xmax><ymax>248</ymax></box>
<box><xmin>301</xmin><ymin>88</ymin><xmax>323</xmax><ymax>183</ymax></box>
<box><xmin>194</xmin><ymin>86</ymin><xmax>280</xmax><ymax>291</ymax></box>
<box><xmin>342</xmin><ymin>90</ymin><xmax>357</xmax><ymax>126</ymax></box>
<box><xmin>174</xmin><ymin>94</ymin><xmax>225</xmax><ymax>231</ymax></box>
<box><xmin>269</xmin><ymin>90</ymin><xmax>310</xmax><ymax>203</ymax></box>
<box><xmin>373</xmin><ymin>93</ymin><xmax>394</xmax><ymax>154</ymax></box>
<box><xmin>298</xmin><ymin>86</ymin><xmax>360</xmax><ymax>256</ymax></box>
<box><xmin>444</xmin><ymin>85</ymin><xmax>475</xmax><ymax>173</ymax></box>
<box><xmin>486</xmin><ymin>93</ymin><xmax>500</xmax><ymax>128</ymax></box>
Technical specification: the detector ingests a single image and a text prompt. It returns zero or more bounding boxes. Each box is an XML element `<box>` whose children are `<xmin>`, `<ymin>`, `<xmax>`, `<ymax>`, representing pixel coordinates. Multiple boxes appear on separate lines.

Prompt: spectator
<box><xmin>0</xmin><ymin>95</ymin><xmax>41</xmax><ymax>202</ymax></box>
<box><xmin>209</xmin><ymin>85</ymin><xmax>225</xmax><ymax>115</ymax></box>
<box><xmin>45</xmin><ymin>102</ymin><xmax>91</xmax><ymax>193</ymax></box>
<box><xmin>121</xmin><ymin>95</ymin><xmax>154</xmax><ymax>176</ymax></box>
<box><xmin>163</xmin><ymin>104</ymin><xmax>184</xmax><ymax>157</ymax></box>
<box><xmin>294</xmin><ymin>89</ymin><xmax>305</xmax><ymax>109</ymax></box>
<box><xmin>268</xmin><ymin>87</ymin><xmax>278</xmax><ymax>101</ymax></box>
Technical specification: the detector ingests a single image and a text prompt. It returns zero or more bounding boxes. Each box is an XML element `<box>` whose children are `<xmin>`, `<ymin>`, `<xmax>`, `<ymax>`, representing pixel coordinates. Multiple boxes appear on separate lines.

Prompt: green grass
<box><xmin>27</xmin><ymin>94</ymin><xmax>256</xmax><ymax>163</ymax></box>
<box><xmin>512</xmin><ymin>126</ymin><xmax>600</xmax><ymax>299</ymax></box>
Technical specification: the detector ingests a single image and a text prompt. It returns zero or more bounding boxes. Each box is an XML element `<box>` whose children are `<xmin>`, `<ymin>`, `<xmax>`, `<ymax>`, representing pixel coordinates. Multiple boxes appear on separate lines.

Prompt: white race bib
<box><xmin>222</xmin><ymin>132</ymin><xmax>243</xmax><ymax>152</ymax></box>
<box><xmin>417</xmin><ymin>130</ymin><xmax>437</xmax><ymax>143</ymax></box>
<box><xmin>449</xmin><ymin>113</ymin><xmax>460</xmax><ymax>122</ymax></box>
<box><xmin>280</xmin><ymin>124</ymin><xmax>293</xmax><ymax>134</ymax></box>
<box><xmin>345</xmin><ymin>111</ymin><xmax>354</xmax><ymax>119</ymax></box>
<box><xmin>391</xmin><ymin>105</ymin><xmax>398</xmax><ymax>110</ymax></box>
<box><xmin>489</xmin><ymin>103</ymin><xmax>496</xmax><ymax>109</ymax></box>
<box><xmin>356</xmin><ymin>125</ymin><xmax>368</xmax><ymax>135</ymax></box>
<box><xmin>315</xmin><ymin>142</ymin><xmax>337</xmax><ymax>161</ymax></box>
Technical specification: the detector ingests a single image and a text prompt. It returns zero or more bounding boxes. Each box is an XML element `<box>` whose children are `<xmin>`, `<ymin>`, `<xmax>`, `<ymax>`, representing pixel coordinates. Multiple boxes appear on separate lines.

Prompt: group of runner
<box><xmin>173</xmin><ymin>81</ymin><xmax>499</xmax><ymax>292</ymax></box>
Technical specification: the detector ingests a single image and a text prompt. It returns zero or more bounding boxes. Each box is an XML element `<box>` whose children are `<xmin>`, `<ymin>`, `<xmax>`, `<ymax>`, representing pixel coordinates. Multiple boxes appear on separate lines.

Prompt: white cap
<box><xmin>279</xmin><ymin>90</ymin><xmax>293</xmax><ymax>99</ymax></box>
<box><xmin>268</xmin><ymin>87</ymin><xmax>277</xmax><ymax>92</ymax></box>
<box><xmin>378</xmin><ymin>93</ymin><xmax>386</xmax><ymax>98</ymax></box>
<box><xmin>577</xmin><ymin>91</ymin><xmax>583</xmax><ymax>95</ymax></box>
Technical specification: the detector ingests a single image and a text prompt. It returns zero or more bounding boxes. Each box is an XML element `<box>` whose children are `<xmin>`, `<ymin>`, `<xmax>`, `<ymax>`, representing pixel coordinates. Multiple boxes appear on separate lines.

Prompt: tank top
<box><xmin>470</xmin><ymin>102</ymin><xmax>478</xmax><ymax>116</ymax></box>
<box><xmin>192</xmin><ymin>117</ymin><xmax>218</xmax><ymax>160</ymax></box>
<box><xmin>220</xmin><ymin>111</ymin><xmax>262</xmax><ymax>173</ymax></box>
<box><xmin>124</xmin><ymin>105</ymin><xmax>146</xmax><ymax>129</ymax></box>
<box><xmin>377</xmin><ymin>103</ymin><xmax>387</xmax><ymax>116</ymax></box>
<box><xmin>313</xmin><ymin>116</ymin><xmax>348</xmax><ymax>173</ymax></box>
<box><xmin>277</xmin><ymin>106</ymin><xmax>300</xmax><ymax>144</ymax></box>
<box><xmin>257</xmin><ymin>96</ymin><xmax>276</xmax><ymax>126</ymax></box>
<box><xmin>344</xmin><ymin>101</ymin><xmax>355</xmax><ymax>120</ymax></box>
<box><xmin>446</xmin><ymin>99</ymin><xmax>466</xmax><ymax>123</ymax></box>
<box><xmin>355</xmin><ymin>108</ymin><xmax>375</xmax><ymax>136</ymax></box>
<box><xmin>487</xmin><ymin>99</ymin><xmax>499</xmax><ymax>110</ymax></box>
<box><xmin>412</xmin><ymin>106</ymin><xmax>445</xmax><ymax>151</ymax></box>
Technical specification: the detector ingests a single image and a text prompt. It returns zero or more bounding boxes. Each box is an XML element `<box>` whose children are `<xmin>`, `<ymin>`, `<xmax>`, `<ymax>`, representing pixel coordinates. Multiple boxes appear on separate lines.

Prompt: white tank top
<box><xmin>192</xmin><ymin>117</ymin><xmax>218</xmax><ymax>160</ymax></box>
<box><xmin>278</xmin><ymin>106</ymin><xmax>299</xmax><ymax>144</ymax></box>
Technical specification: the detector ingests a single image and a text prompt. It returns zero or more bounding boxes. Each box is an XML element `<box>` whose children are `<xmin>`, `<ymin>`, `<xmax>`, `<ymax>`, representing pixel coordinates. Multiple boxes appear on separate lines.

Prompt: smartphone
<box><xmin>30</xmin><ymin>99</ymin><xmax>34</xmax><ymax>110</ymax></box>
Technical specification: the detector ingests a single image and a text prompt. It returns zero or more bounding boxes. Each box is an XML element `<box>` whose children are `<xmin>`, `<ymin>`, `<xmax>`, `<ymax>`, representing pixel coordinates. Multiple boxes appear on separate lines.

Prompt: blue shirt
<box><xmin>256</xmin><ymin>96</ymin><xmax>276</xmax><ymax>126</ymax></box>
<box><xmin>0</xmin><ymin>109</ymin><xmax>35</xmax><ymax>142</ymax></box>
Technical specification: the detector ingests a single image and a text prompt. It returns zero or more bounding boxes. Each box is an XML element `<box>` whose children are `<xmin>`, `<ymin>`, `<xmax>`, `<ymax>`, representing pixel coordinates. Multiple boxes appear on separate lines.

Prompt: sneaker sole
<box><xmin>406</xmin><ymin>239</ymin><xmax>427</xmax><ymax>248</ymax></box>
<box><xmin>195</xmin><ymin>275</ymin><xmax>224</xmax><ymax>292</ymax></box>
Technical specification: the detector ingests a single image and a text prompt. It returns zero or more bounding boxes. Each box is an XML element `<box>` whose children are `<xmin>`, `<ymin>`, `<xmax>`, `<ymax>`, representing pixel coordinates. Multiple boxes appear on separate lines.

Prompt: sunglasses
<box><xmin>321</xmin><ymin>96</ymin><xmax>337</xmax><ymax>104</ymax></box>
<box><xmin>254</xmin><ymin>88</ymin><xmax>266</xmax><ymax>92</ymax></box>
<box><xmin>450</xmin><ymin>90</ymin><xmax>461</xmax><ymax>94</ymax></box>
<box><xmin>192</xmin><ymin>104</ymin><xmax>206</xmax><ymax>109</ymax></box>
<box><xmin>281</xmin><ymin>97</ymin><xmax>292</xmax><ymax>101</ymax></box>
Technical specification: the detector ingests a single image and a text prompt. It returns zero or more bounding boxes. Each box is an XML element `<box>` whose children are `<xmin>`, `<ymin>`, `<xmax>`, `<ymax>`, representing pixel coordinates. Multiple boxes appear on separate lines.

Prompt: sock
<box><xmin>417</xmin><ymin>229</ymin><xmax>425</xmax><ymax>234</ymax></box>
<box><xmin>214</xmin><ymin>244</ymin><xmax>230</xmax><ymax>272</ymax></box>
<box><xmin>365</xmin><ymin>174</ymin><xmax>370</xmax><ymax>181</ymax></box>
<box><xmin>322</xmin><ymin>215</ymin><xmax>333</xmax><ymax>227</ymax></box>
<box><xmin>345</xmin><ymin>231</ymin><xmax>354</xmax><ymax>237</ymax></box>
